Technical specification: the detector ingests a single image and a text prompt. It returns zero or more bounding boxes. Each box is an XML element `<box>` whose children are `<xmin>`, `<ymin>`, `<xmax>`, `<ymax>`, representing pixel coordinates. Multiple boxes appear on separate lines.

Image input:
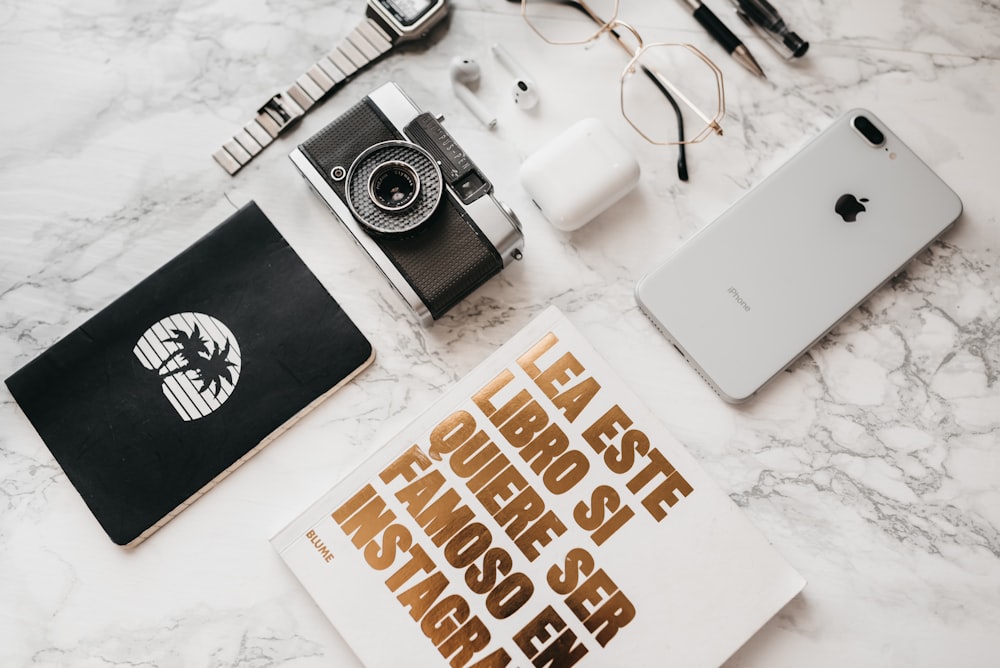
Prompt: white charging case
<box><xmin>520</xmin><ymin>118</ymin><xmax>640</xmax><ymax>231</ymax></box>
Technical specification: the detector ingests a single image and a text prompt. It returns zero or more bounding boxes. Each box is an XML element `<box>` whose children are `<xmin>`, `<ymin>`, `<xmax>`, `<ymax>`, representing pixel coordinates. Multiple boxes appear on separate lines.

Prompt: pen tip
<box><xmin>733</xmin><ymin>46</ymin><xmax>766</xmax><ymax>79</ymax></box>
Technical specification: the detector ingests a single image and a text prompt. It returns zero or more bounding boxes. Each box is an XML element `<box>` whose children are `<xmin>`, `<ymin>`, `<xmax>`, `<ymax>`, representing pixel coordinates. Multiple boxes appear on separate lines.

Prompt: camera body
<box><xmin>290</xmin><ymin>82</ymin><xmax>524</xmax><ymax>326</ymax></box>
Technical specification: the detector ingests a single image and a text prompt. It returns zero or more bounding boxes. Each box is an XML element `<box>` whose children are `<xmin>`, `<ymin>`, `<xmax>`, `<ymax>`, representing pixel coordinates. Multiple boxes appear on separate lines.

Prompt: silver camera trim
<box><xmin>291</xmin><ymin>148</ymin><xmax>431</xmax><ymax>323</ymax></box>
<box><xmin>290</xmin><ymin>82</ymin><xmax>524</xmax><ymax>327</ymax></box>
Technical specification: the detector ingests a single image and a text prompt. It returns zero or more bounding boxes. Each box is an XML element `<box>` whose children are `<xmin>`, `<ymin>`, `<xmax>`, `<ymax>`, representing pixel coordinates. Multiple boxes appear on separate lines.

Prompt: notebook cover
<box><xmin>271</xmin><ymin>307</ymin><xmax>804</xmax><ymax>668</ymax></box>
<box><xmin>6</xmin><ymin>201</ymin><xmax>375</xmax><ymax>547</ymax></box>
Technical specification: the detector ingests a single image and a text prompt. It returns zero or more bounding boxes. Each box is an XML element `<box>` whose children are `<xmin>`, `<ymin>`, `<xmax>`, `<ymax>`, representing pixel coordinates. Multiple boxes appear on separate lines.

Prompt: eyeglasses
<box><xmin>519</xmin><ymin>0</ymin><xmax>726</xmax><ymax>181</ymax></box>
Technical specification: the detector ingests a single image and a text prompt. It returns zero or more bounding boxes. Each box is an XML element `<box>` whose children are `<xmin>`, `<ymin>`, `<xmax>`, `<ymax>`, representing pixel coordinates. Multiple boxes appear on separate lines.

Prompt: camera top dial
<box><xmin>346</xmin><ymin>141</ymin><xmax>443</xmax><ymax>235</ymax></box>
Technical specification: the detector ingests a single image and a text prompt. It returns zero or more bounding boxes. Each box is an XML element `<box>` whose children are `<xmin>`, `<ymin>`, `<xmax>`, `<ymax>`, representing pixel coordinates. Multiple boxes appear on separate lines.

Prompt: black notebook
<box><xmin>6</xmin><ymin>201</ymin><xmax>375</xmax><ymax>547</ymax></box>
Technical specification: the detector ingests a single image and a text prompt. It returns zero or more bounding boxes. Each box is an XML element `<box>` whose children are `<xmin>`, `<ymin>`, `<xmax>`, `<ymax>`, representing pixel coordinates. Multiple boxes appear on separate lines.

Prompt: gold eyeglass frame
<box><xmin>520</xmin><ymin>0</ymin><xmax>726</xmax><ymax>145</ymax></box>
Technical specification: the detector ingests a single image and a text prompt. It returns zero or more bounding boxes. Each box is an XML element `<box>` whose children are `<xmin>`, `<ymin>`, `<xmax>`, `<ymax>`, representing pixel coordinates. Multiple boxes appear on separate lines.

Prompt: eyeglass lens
<box><xmin>522</xmin><ymin>0</ymin><xmax>724</xmax><ymax>147</ymax></box>
<box><xmin>622</xmin><ymin>44</ymin><xmax>725</xmax><ymax>146</ymax></box>
<box><xmin>521</xmin><ymin>0</ymin><xmax>619</xmax><ymax>45</ymax></box>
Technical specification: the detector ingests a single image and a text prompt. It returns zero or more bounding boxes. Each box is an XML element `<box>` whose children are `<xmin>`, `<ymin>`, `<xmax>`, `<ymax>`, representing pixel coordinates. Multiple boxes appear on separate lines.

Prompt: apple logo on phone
<box><xmin>835</xmin><ymin>194</ymin><xmax>869</xmax><ymax>222</ymax></box>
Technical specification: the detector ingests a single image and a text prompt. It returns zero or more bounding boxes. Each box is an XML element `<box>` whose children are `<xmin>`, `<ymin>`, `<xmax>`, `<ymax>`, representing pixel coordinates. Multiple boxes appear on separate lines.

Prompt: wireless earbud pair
<box><xmin>449</xmin><ymin>44</ymin><xmax>539</xmax><ymax>129</ymax></box>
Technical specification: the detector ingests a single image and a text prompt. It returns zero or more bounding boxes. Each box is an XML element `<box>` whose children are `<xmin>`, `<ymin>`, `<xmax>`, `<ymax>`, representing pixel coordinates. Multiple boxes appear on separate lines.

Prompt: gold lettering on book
<box><xmin>418</xmin><ymin>413</ymin><xmax>570</xmax><ymax>562</ymax></box>
<box><xmin>473</xmin><ymin>374</ymin><xmax>590</xmax><ymax>496</ymax></box>
<box><xmin>547</xmin><ymin>548</ymin><xmax>636</xmax><ymax>648</ymax></box>
<box><xmin>322</xmin><ymin>329</ymin><xmax>698</xmax><ymax>666</ymax></box>
<box><xmin>305</xmin><ymin>529</ymin><xmax>334</xmax><ymax>563</ymax></box>
<box><xmin>516</xmin><ymin>332</ymin><xmax>601</xmax><ymax>423</ymax></box>
<box><xmin>571</xmin><ymin>485</ymin><xmax>636</xmax><ymax>547</ymax></box>
<box><xmin>380</xmin><ymin>446</ymin><xmax>538</xmax><ymax>615</ymax></box>
<box><xmin>513</xmin><ymin>605</ymin><xmax>589</xmax><ymax>667</ymax></box>
<box><xmin>332</xmin><ymin>485</ymin><xmax>508</xmax><ymax>668</ymax></box>
<box><xmin>583</xmin><ymin>405</ymin><xmax>693</xmax><ymax>522</ymax></box>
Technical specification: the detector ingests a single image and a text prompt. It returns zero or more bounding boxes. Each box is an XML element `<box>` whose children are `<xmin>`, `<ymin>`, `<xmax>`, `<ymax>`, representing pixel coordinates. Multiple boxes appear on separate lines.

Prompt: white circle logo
<box><xmin>133</xmin><ymin>312</ymin><xmax>242</xmax><ymax>421</ymax></box>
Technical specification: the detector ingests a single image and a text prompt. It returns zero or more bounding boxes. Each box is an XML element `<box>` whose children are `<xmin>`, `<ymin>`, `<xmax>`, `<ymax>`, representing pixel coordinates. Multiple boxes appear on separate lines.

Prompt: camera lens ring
<box><xmin>369</xmin><ymin>160</ymin><xmax>421</xmax><ymax>212</ymax></box>
<box><xmin>346</xmin><ymin>141</ymin><xmax>443</xmax><ymax>236</ymax></box>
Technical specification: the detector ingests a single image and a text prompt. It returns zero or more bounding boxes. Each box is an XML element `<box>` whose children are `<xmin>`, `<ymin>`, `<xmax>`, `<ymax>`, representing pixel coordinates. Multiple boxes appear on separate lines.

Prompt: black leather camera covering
<box><xmin>299</xmin><ymin>98</ymin><xmax>502</xmax><ymax>320</ymax></box>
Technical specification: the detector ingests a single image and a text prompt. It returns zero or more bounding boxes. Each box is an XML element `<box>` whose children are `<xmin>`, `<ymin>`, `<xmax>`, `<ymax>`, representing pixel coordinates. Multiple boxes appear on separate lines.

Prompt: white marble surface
<box><xmin>2</xmin><ymin>0</ymin><xmax>999</xmax><ymax>666</ymax></box>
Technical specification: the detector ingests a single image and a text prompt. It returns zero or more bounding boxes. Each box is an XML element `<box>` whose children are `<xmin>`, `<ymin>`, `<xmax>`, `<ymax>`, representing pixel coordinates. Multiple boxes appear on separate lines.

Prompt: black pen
<box><xmin>729</xmin><ymin>0</ymin><xmax>809</xmax><ymax>58</ymax></box>
<box><xmin>679</xmin><ymin>0</ymin><xmax>765</xmax><ymax>78</ymax></box>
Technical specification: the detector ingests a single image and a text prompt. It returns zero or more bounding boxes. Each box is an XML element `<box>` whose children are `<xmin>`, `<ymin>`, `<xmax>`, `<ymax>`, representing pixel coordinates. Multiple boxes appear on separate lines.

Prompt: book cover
<box><xmin>6</xmin><ymin>201</ymin><xmax>375</xmax><ymax>548</ymax></box>
<box><xmin>271</xmin><ymin>307</ymin><xmax>803</xmax><ymax>668</ymax></box>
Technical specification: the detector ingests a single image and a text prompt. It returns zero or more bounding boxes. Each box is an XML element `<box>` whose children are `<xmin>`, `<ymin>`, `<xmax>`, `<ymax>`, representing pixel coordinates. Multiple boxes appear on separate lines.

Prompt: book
<box><xmin>6</xmin><ymin>201</ymin><xmax>375</xmax><ymax>548</ymax></box>
<box><xmin>271</xmin><ymin>306</ymin><xmax>803</xmax><ymax>668</ymax></box>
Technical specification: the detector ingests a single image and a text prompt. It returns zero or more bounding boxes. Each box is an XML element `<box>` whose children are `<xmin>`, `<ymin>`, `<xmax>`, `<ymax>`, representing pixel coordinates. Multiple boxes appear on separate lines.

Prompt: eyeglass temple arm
<box><xmin>641</xmin><ymin>65</ymin><xmax>688</xmax><ymax>181</ymax></box>
<box><xmin>510</xmin><ymin>0</ymin><xmax>690</xmax><ymax>180</ymax></box>
<box><xmin>555</xmin><ymin>2</ymin><xmax>690</xmax><ymax>180</ymax></box>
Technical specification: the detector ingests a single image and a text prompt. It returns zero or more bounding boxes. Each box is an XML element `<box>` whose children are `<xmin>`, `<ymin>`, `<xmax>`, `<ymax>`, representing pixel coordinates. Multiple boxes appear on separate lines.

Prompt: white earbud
<box><xmin>491</xmin><ymin>43</ymin><xmax>540</xmax><ymax>111</ymax></box>
<box><xmin>449</xmin><ymin>56</ymin><xmax>496</xmax><ymax>129</ymax></box>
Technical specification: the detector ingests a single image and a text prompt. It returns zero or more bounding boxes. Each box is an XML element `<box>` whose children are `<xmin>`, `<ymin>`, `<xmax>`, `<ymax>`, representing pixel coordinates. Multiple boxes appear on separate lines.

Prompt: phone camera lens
<box><xmin>852</xmin><ymin>115</ymin><xmax>885</xmax><ymax>147</ymax></box>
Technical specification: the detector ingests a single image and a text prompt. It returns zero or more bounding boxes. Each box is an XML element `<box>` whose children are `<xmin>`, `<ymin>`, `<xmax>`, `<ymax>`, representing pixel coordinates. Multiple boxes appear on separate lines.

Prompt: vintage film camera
<box><xmin>290</xmin><ymin>82</ymin><xmax>524</xmax><ymax>326</ymax></box>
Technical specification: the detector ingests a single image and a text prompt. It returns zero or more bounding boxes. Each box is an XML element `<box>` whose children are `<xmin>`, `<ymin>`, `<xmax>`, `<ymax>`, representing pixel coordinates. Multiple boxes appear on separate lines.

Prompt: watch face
<box><xmin>376</xmin><ymin>0</ymin><xmax>438</xmax><ymax>26</ymax></box>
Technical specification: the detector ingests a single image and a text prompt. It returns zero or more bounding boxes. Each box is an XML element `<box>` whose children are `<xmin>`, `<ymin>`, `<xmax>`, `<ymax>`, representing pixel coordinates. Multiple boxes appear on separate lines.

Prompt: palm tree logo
<box><xmin>157</xmin><ymin>325</ymin><xmax>237</xmax><ymax>397</ymax></box>
<box><xmin>133</xmin><ymin>313</ymin><xmax>242</xmax><ymax>421</ymax></box>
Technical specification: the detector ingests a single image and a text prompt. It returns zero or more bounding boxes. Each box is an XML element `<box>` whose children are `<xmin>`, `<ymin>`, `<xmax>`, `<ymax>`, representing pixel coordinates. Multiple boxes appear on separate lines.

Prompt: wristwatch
<box><xmin>213</xmin><ymin>0</ymin><xmax>449</xmax><ymax>175</ymax></box>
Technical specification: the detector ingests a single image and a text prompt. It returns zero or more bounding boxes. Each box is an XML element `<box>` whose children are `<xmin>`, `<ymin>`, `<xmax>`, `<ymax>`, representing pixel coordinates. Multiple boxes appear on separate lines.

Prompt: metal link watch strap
<box><xmin>213</xmin><ymin>17</ymin><xmax>395</xmax><ymax>175</ymax></box>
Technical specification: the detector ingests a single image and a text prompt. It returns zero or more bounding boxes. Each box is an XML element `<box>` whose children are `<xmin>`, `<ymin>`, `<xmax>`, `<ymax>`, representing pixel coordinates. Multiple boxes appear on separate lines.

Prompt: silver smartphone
<box><xmin>635</xmin><ymin>109</ymin><xmax>963</xmax><ymax>403</ymax></box>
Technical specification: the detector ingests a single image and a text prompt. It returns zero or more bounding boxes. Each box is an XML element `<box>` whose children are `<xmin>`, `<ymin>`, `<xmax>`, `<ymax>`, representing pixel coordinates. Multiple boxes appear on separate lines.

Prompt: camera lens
<box><xmin>346</xmin><ymin>141</ymin><xmax>443</xmax><ymax>236</ymax></box>
<box><xmin>370</xmin><ymin>161</ymin><xmax>420</xmax><ymax>211</ymax></box>
<box><xmin>852</xmin><ymin>115</ymin><xmax>885</xmax><ymax>147</ymax></box>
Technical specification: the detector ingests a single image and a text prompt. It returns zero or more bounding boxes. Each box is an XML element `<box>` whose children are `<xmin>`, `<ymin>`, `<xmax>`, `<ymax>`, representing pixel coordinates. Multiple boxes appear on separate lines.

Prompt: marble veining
<box><xmin>2</xmin><ymin>0</ymin><xmax>999</xmax><ymax>666</ymax></box>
